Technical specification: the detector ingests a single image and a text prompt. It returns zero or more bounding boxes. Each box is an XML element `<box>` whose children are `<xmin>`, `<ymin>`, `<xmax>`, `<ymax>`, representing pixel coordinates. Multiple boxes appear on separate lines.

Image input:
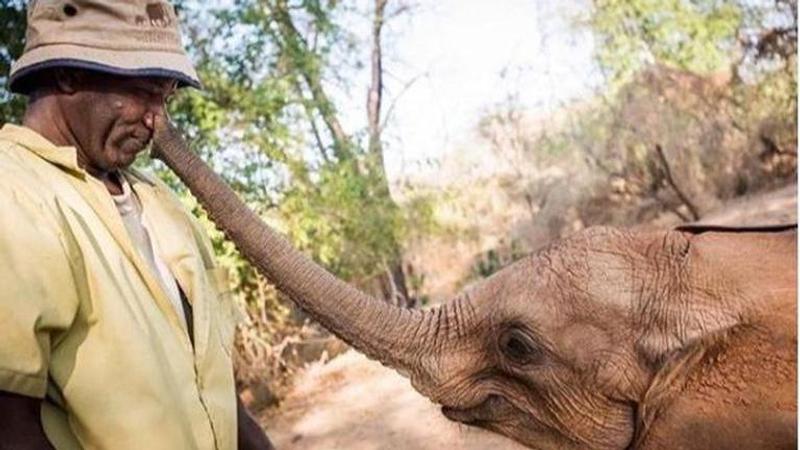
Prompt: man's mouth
<box><xmin>121</xmin><ymin>137</ymin><xmax>150</xmax><ymax>153</ymax></box>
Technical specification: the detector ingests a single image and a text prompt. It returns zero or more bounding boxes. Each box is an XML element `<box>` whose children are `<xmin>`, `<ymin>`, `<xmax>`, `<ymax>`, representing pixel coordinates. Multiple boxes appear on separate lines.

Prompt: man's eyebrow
<box><xmin>133</xmin><ymin>79</ymin><xmax>178</xmax><ymax>94</ymax></box>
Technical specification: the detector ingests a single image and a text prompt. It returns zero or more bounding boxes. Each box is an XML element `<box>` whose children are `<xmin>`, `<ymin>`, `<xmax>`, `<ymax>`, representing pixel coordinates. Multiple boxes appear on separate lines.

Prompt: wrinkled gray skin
<box><xmin>153</xmin><ymin>120</ymin><xmax>797</xmax><ymax>449</ymax></box>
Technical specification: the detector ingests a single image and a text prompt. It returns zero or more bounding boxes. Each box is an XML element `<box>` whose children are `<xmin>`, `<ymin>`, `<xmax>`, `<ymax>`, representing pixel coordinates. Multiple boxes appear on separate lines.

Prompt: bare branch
<box><xmin>379</xmin><ymin>71</ymin><xmax>426</xmax><ymax>132</ymax></box>
<box><xmin>385</xmin><ymin>1</ymin><xmax>415</xmax><ymax>21</ymax></box>
<box><xmin>307</xmin><ymin>108</ymin><xmax>332</xmax><ymax>164</ymax></box>
<box><xmin>654</xmin><ymin>144</ymin><xmax>701</xmax><ymax>221</ymax></box>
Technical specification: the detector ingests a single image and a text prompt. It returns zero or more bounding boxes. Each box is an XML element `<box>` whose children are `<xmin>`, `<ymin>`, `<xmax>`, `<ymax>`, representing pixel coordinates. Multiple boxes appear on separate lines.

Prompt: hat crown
<box><xmin>25</xmin><ymin>0</ymin><xmax>184</xmax><ymax>54</ymax></box>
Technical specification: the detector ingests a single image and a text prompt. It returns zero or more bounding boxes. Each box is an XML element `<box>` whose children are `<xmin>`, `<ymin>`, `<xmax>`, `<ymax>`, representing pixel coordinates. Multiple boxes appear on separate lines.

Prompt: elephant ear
<box><xmin>635</xmin><ymin>316</ymin><xmax>797</xmax><ymax>450</ymax></box>
<box><xmin>634</xmin><ymin>224</ymin><xmax>796</xmax><ymax>363</ymax></box>
<box><xmin>675</xmin><ymin>223</ymin><xmax>796</xmax><ymax>298</ymax></box>
<box><xmin>635</xmin><ymin>333</ymin><xmax>797</xmax><ymax>450</ymax></box>
<box><xmin>638</xmin><ymin>393</ymin><xmax>796</xmax><ymax>450</ymax></box>
<box><xmin>633</xmin><ymin>224</ymin><xmax>797</xmax><ymax>450</ymax></box>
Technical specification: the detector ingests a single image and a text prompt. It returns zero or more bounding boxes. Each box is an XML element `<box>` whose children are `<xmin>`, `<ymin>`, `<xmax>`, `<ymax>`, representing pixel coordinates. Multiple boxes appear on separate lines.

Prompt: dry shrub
<box><xmin>230</xmin><ymin>270</ymin><xmax>348</xmax><ymax>413</ymax></box>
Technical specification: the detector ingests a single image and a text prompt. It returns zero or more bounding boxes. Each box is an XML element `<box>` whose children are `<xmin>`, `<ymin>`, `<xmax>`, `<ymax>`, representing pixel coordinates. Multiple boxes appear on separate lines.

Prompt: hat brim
<box><xmin>9</xmin><ymin>43</ymin><xmax>201</xmax><ymax>94</ymax></box>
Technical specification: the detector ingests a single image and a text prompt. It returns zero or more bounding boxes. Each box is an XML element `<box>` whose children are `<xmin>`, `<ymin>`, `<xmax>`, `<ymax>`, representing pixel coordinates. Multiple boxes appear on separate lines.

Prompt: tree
<box><xmin>469</xmin><ymin>0</ymin><xmax>796</xmax><ymax>241</ymax></box>
<box><xmin>590</xmin><ymin>0</ymin><xmax>742</xmax><ymax>89</ymax></box>
<box><xmin>193</xmin><ymin>0</ymin><xmax>418</xmax><ymax>306</ymax></box>
<box><xmin>584</xmin><ymin>0</ymin><xmax>796</xmax><ymax>221</ymax></box>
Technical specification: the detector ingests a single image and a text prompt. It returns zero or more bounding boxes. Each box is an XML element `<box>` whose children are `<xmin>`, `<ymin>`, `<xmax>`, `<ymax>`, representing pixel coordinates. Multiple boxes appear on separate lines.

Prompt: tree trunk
<box><xmin>366</xmin><ymin>0</ymin><xmax>413</xmax><ymax>307</ymax></box>
<box><xmin>268</xmin><ymin>0</ymin><xmax>413</xmax><ymax>307</ymax></box>
<box><xmin>368</xmin><ymin>0</ymin><xmax>387</xmax><ymax>159</ymax></box>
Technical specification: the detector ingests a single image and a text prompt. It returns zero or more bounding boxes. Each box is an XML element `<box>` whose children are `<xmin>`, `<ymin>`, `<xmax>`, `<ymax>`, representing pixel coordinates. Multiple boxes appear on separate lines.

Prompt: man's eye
<box><xmin>134</xmin><ymin>87</ymin><xmax>156</xmax><ymax>97</ymax></box>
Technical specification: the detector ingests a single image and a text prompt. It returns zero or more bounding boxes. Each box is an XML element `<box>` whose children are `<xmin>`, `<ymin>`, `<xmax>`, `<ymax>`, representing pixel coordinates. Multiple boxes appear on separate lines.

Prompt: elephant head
<box><xmin>152</xmin><ymin>120</ymin><xmax>797</xmax><ymax>449</ymax></box>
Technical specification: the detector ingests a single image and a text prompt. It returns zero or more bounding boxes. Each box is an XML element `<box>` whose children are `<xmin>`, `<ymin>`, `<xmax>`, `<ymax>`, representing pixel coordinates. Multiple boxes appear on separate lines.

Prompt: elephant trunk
<box><xmin>151</xmin><ymin>121</ymin><xmax>469</xmax><ymax>375</ymax></box>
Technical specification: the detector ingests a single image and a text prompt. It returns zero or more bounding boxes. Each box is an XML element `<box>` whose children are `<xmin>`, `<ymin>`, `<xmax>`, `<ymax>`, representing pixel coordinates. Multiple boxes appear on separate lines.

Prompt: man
<box><xmin>0</xmin><ymin>1</ymin><xmax>272</xmax><ymax>448</ymax></box>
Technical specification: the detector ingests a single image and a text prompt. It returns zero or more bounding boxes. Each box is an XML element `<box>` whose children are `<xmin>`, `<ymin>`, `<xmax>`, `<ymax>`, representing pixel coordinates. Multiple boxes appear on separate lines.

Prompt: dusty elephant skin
<box><xmin>153</xmin><ymin>120</ymin><xmax>797</xmax><ymax>450</ymax></box>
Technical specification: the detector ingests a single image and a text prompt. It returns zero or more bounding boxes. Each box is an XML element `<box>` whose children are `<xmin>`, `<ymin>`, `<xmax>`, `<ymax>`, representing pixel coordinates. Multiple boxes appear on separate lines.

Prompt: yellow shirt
<box><xmin>0</xmin><ymin>124</ymin><xmax>237</xmax><ymax>450</ymax></box>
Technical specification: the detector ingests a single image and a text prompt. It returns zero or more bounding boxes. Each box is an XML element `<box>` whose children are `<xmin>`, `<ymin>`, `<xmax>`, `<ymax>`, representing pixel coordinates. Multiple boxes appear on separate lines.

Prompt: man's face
<box><xmin>62</xmin><ymin>71</ymin><xmax>177</xmax><ymax>174</ymax></box>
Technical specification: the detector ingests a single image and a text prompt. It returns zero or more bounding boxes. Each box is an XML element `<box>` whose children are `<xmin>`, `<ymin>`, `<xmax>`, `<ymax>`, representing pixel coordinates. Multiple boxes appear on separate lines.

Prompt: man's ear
<box><xmin>53</xmin><ymin>68</ymin><xmax>82</xmax><ymax>95</ymax></box>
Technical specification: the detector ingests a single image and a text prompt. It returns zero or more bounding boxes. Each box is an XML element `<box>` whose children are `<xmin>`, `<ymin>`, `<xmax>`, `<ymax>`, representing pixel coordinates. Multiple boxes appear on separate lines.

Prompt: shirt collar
<box><xmin>0</xmin><ymin>124</ymin><xmax>85</xmax><ymax>175</ymax></box>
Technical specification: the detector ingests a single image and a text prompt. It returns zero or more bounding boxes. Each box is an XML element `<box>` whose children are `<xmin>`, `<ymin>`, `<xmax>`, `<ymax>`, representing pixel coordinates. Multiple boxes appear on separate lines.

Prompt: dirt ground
<box><xmin>261</xmin><ymin>184</ymin><xmax>796</xmax><ymax>450</ymax></box>
<box><xmin>263</xmin><ymin>351</ymin><xmax>528</xmax><ymax>449</ymax></box>
<box><xmin>697</xmin><ymin>183</ymin><xmax>796</xmax><ymax>226</ymax></box>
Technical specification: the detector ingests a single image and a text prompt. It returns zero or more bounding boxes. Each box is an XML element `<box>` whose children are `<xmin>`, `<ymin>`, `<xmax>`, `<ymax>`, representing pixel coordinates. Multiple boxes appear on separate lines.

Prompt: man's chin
<box><xmin>115</xmin><ymin>147</ymin><xmax>147</xmax><ymax>168</ymax></box>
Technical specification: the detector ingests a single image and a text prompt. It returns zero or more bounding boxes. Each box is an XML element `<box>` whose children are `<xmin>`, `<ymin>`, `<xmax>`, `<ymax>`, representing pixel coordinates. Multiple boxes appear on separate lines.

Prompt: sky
<box><xmin>182</xmin><ymin>0</ymin><xmax>604</xmax><ymax>184</ymax></box>
<box><xmin>336</xmin><ymin>0</ymin><xmax>603</xmax><ymax>183</ymax></box>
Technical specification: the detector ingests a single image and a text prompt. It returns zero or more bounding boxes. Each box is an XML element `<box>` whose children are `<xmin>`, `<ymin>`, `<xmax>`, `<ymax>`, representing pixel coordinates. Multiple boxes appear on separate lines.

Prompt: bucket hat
<box><xmin>9</xmin><ymin>0</ymin><xmax>201</xmax><ymax>94</ymax></box>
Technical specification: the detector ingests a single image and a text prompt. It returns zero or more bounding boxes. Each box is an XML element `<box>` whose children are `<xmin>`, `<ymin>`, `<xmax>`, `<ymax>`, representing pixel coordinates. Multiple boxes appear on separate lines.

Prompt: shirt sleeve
<box><xmin>0</xmin><ymin>184</ymin><xmax>80</xmax><ymax>398</ymax></box>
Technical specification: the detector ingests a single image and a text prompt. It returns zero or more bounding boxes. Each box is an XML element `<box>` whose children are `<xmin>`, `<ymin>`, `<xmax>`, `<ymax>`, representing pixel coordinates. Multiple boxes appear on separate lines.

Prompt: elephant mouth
<box><xmin>441</xmin><ymin>394</ymin><xmax>508</xmax><ymax>425</ymax></box>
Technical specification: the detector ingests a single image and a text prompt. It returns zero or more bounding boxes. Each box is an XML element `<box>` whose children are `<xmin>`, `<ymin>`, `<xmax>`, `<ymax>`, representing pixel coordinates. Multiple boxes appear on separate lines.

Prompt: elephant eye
<box><xmin>499</xmin><ymin>329</ymin><xmax>542</xmax><ymax>365</ymax></box>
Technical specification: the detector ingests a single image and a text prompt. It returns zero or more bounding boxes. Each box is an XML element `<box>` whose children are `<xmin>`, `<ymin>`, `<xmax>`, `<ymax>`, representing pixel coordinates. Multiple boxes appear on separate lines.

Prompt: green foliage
<box><xmin>732</xmin><ymin>54</ymin><xmax>797</xmax><ymax>130</ymax></box>
<box><xmin>0</xmin><ymin>0</ymin><xmax>26</xmax><ymax>124</ymax></box>
<box><xmin>167</xmin><ymin>0</ymin><xmax>432</xmax><ymax>285</ymax></box>
<box><xmin>534</xmin><ymin>0</ymin><xmax>799</xmax><ymax>225</ymax></box>
<box><xmin>470</xmin><ymin>239</ymin><xmax>527</xmax><ymax>279</ymax></box>
<box><xmin>280</xmin><ymin>156</ymin><xmax>400</xmax><ymax>278</ymax></box>
<box><xmin>591</xmin><ymin>0</ymin><xmax>742</xmax><ymax>87</ymax></box>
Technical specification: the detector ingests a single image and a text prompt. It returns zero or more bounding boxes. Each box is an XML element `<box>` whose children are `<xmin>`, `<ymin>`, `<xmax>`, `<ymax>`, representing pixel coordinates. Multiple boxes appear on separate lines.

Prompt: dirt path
<box><xmin>263</xmin><ymin>351</ymin><xmax>528</xmax><ymax>449</ymax></box>
<box><xmin>698</xmin><ymin>183</ymin><xmax>796</xmax><ymax>225</ymax></box>
<box><xmin>262</xmin><ymin>184</ymin><xmax>796</xmax><ymax>450</ymax></box>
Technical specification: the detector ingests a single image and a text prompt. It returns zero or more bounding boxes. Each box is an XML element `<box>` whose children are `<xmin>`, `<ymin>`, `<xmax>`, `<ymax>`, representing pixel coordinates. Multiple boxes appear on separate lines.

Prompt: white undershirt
<box><xmin>111</xmin><ymin>175</ymin><xmax>188</xmax><ymax>330</ymax></box>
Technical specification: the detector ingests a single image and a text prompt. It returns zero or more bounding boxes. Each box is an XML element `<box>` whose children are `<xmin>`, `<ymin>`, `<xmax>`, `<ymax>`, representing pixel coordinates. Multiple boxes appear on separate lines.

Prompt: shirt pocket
<box><xmin>206</xmin><ymin>267</ymin><xmax>238</xmax><ymax>358</ymax></box>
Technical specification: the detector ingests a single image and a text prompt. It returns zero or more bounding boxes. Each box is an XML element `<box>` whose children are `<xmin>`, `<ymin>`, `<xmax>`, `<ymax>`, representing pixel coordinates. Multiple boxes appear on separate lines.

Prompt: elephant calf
<box><xmin>154</xmin><ymin>119</ymin><xmax>796</xmax><ymax>450</ymax></box>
